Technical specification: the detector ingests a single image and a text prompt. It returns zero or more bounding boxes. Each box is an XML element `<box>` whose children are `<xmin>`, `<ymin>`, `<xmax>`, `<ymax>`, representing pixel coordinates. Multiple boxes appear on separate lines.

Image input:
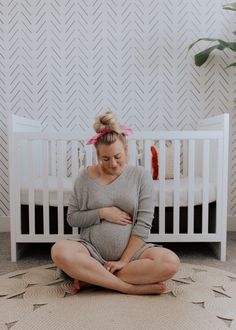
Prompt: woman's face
<box><xmin>97</xmin><ymin>139</ymin><xmax>128</xmax><ymax>176</ymax></box>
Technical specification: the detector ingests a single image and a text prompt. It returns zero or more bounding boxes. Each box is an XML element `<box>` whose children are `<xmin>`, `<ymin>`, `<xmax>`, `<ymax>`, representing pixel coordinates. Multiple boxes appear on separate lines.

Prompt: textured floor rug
<box><xmin>0</xmin><ymin>263</ymin><xmax>236</xmax><ymax>330</ymax></box>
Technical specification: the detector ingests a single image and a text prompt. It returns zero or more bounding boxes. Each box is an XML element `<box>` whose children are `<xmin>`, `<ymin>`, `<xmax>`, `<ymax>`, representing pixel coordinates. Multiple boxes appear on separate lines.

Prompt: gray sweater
<box><xmin>67</xmin><ymin>165</ymin><xmax>154</xmax><ymax>260</ymax></box>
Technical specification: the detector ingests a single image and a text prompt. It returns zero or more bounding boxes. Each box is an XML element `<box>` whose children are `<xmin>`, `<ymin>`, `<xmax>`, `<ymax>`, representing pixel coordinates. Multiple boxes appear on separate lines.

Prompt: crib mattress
<box><xmin>20</xmin><ymin>175</ymin><xmax>217</xmax><ymax>208</ymax></box>
<box><xmin>21</xmin><ymin>176</ymin><xmax>73</xmax><ymax>207</ymax></box>
<box><xmin>153</xmin><ymin>176</ymin><xmax>216</xmax><ymax>207</ymax></box>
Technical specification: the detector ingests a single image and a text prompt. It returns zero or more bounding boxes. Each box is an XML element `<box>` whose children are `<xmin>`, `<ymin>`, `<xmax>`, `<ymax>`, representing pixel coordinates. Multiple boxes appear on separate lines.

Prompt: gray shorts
<box><xmin>57</xmin><ymin>239</ymin><xmax>160</xmax><ymax>281</ymax></box>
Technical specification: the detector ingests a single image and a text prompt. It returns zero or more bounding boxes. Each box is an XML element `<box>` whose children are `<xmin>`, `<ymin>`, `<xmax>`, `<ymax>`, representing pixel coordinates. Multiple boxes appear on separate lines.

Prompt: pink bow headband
<box><xmin>86</xmin><ymin>126</ymin><xmax>133</xmax><ymax>145</ymax></box>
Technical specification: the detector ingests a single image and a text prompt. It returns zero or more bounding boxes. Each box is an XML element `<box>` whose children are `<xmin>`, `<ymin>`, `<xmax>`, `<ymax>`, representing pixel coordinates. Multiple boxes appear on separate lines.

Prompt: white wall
<box><xmin>0</xmin><ymin>0</ymin><xmax>236</xmax><ymax>222</ymax></box>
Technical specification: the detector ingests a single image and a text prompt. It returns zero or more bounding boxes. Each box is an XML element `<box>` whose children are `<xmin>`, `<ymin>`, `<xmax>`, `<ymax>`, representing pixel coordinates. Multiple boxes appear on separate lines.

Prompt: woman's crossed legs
<box><xmin>51</xmin><ymin>240</ymin><xmax>179</xmax><ymax>295</ymax></box>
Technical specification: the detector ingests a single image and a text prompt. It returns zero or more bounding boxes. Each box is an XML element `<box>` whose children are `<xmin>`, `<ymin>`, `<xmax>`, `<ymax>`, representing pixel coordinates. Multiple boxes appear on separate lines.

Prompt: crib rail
<box><xmin>12</xmin><ymin>130</ymin><xmax>223</xmax><ymax>237</ymax></box>
<box><xmin>9</xmin><ymin>114</ymin><xmax>229</xmax><ymax>261</ymax></box>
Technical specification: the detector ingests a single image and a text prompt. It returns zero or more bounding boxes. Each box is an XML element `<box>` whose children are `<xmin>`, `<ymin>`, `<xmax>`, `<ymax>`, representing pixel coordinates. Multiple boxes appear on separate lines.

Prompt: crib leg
<box><xmin>11</xmin><ymin>241</ymin><xmax>17</xmax><ymax>262</ymax></box>
<box><xmin>209</xmin><ymin>241</ymin><xmax>226</xmax><ymax>262</ymax></box>
<box><xmin>11</xmin><ymin>243</ymin><xmax>27</xmax><ymax>262</ymax></box>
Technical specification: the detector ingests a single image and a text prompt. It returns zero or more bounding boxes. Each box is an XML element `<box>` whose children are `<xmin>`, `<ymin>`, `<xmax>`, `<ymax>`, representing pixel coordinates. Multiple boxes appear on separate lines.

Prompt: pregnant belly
<box><xmin>90</xmin><ymin>221</ymin><xmax>132</xmax><ymax>261</ymax></box>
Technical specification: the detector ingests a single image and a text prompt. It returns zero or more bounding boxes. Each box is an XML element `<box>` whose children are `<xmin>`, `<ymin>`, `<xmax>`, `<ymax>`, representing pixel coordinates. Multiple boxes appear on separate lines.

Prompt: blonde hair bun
<box><xmin>93</xmin><ymin>111</ymin><xmax>122</xmax><ymax>133</ymax></box>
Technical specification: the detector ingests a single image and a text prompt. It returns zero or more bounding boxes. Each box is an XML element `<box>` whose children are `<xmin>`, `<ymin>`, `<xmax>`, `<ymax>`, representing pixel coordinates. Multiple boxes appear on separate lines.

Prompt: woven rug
<box><xmin>0</xmin><ymin>263</ymin><xmax>236</xmax><ymax>329</ymax></box>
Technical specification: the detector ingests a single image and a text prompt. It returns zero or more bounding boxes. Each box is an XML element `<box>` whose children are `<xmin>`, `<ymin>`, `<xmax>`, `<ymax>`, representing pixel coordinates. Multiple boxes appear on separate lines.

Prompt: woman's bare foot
<box><xmin>127</xmin><ymin>282</ymin><xmax>167</xmax><ymax>295</ymax></box>
<box><xmin>71</xmin><ymin>278</ymin><xmax>166</xmax><ymax>295</ymax></box>
<box><xmin>71</xmin><ymin>279</ymin><xmax>92</xmax><ymax>295</ymax></box>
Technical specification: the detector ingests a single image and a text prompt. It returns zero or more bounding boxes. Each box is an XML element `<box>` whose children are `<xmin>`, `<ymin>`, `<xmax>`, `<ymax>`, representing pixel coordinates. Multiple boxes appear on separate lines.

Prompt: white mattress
<box><xmin>21</xmin><ymin>176</ymin><xmax>73</xmax><ymax>207</ymax></box>
<box><xmin>153</xmin><ymin>176</ymin><xmax>216</xmax><ymax>207</ymax></box>
<box><xmin>20</xmin><ymin>175</ymin><xmax>216</xmax><ymax>207</ymax></box>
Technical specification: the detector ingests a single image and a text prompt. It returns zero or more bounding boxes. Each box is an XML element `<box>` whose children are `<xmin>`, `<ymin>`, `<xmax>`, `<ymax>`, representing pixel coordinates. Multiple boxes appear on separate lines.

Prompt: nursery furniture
<box><xmin>8</xmin><ymin>113</ymin><xmax>229</xmax><ymax>261</ymax></box>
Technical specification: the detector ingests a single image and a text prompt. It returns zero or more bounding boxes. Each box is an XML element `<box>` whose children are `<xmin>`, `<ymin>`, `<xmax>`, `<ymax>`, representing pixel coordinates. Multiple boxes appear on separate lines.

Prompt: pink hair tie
<box><xmin>86</xmin><ymin>126</ymin><xmax>133</xmax><ymax>145</ymax></box>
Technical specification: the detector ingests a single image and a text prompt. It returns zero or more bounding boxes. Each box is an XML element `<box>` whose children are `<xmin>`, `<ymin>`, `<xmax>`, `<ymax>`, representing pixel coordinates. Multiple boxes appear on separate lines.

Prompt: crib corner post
<box><xmin>10</xmin><ymin>240</ymin><xmax>17</xmax><ymax>262</ymax></box>
<box><xmin>11</xmin><ymin>242</ymin><xmax>28</xmax><ymax>262</ymax></box>
<box><xmin>209</xmin><ymin>241</ymin><xmax>227</xmax><ymax>262</ymax></box>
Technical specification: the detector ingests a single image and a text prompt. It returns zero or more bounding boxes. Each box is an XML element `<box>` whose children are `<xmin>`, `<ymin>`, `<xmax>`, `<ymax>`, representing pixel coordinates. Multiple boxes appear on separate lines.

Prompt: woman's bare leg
<box><xmin>51</xmin><ymin>240</ymin><xmax>165</xmax><ymax>295</ymax></box>
<box><xmin>115</xmin><ymin>247</ymin><xmax>180</xmax><ymax>285</ymax></box>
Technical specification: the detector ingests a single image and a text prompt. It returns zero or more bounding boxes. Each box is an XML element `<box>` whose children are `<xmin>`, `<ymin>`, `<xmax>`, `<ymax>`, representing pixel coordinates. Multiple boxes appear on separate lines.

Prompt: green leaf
<box><xmin>223</xmin><ymin>2</ymin><xmax>236</xmax><ymax>11</ymax></box>
<box><xmin>227</xmin><ymin>42</ymin><xmax>236</xmax><ymax>51</ymax></box>
<box><xmin>189</xmin><ymin>38</ymin><xmax>236</xmax><ymax>66</ymax></box>
<box><xmin>189</xmin><ymin>3</ymin><xmax>236</xmax><ymax>68</ymax></box>
<box><xmin>188</xmin><ymin>38</ymin><xmax>228</xmax><ymax>51</ymax></box>
<box><xmin>194</xmin><ymin>45</ymin><xmax>222</xmax><ymax>66</ymax></box>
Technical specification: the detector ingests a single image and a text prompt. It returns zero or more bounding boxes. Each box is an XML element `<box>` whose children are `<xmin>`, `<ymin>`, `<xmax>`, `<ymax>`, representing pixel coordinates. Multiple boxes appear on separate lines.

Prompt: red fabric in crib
<box><xmin>150</xmin><ymin>145</ymin><xmax>159</xmax><ymax>180</ymax></box>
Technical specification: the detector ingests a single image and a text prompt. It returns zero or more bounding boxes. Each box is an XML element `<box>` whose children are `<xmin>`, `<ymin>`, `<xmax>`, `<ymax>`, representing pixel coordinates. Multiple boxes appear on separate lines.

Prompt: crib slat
<box><xmin>79</xmin><ymin>150</ymin><xmax>84</xmax><ymax>168</ymax></box>
<box><xmin>128</xmin><ymin>139</ymin><xmax>137</xmax><ymax>165</ymax></box>
<box><xmin>72</xmin><ymin>227</ymin><xmax>78</xmax><ymax>235</ymax></box>
<box><xmin>85</xmin><ymin>145</ymin><xmax>93</xmax><ymax>166</ymax></box>
<box><xmin>93</xmin><ymin>148</ymin><xmax>98</xmax><ymax>165</ymax></box>
<box><xmin>202</xmin><ymin>140</ymin><xmax>210</xmax><ymax>234</ymax></box>
<box><xmin>187</xmin><ymin>140</ymin><xmax>195</xmax><ymax>234</ymax></box>
<box><xmin>144</xmin><ymin>140</ymin><xmax>152</xmax><ymax>170</ymax></box>
<box><xmin>216</xmin><ymin>138</ymin><xmax>223</xmax><ymax>234</ymax></box>
<box><xmin>57</xmin><ymin>141</ymin><xmax>65</xmax><ymax>235</ymax></box>
<box><xmin>173</xmin><ymin>140</ymin><xmax>180</xmax><ymax>234</ymax></box>
<box><xmin>71</xmin><ymin>141</ymin><xmax>79</xmax><ymax>179</ymax></box>
<box><xmin>15</xmin><ymin>140</ymin><xmax>22</xmax><ymax>237</ymax></box>
<box><xmin>28</xmin><ymin>141</ymin><xmax>35</xmax><ymax>235</ymax></box>
<box><xmin>42</xmin><ymin>140</ymin><xmax>49</xmax><ymax>235</ymax></box>
<box><xmin>182</xmin><ymin>140</ymin><xmax>188</xmax><ymax>177</ymax></box>
<box><xmin>159</xmin><ymin>140</ymin><xmax>166</xmax><ymax>234</ymax></box>
<box><xmin>50</xmin><ymin>141</ymin><xmax>56</xmax><ymax>176</ymax></box>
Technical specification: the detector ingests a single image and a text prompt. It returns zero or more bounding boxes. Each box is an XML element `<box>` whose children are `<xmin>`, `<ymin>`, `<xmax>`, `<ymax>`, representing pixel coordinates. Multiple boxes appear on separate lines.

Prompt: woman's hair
<box><xmin>93</xmin><ymin>111</ymin><xmax>127</xmax><ymax>148</ymax></box>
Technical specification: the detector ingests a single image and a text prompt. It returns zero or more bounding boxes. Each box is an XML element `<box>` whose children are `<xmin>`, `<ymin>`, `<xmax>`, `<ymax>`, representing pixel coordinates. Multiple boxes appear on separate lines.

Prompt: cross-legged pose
<box><xmin>51</xmin><ymin>111</ymin><xmax>180</xmax><ymax>295</ymax></box>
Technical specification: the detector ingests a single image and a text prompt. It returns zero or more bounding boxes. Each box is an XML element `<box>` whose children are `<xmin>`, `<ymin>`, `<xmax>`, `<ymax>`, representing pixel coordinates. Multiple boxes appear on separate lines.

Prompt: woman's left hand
<box><xmin>104</xmin><ymin>260</ymin><xmax>128</xmax><ymax>274</ymax></box>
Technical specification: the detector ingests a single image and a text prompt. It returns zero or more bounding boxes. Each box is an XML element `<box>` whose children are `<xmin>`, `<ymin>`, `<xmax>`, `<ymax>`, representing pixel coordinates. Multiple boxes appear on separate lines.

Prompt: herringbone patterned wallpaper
<box><xmin>0</xmin><ymin>0</ymin><xmax>235</xmax><ymax>217</ymax></box>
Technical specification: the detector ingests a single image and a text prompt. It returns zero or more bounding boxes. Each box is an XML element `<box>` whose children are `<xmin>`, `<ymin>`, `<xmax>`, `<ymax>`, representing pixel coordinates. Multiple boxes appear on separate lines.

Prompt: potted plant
<box><xmin>189</xmin><ymin>2</ymin><xmax>236</xmax><ymax>68</ymax></box>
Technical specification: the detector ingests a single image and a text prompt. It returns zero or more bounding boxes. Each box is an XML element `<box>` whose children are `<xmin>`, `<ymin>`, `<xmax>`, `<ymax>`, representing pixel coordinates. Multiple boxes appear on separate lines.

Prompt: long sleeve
<box><xmin>67</xmin><ymin>175</ymin><xmax>101</xmax><ymax>228</ymax></box>
<box><xmin>65</xmin><ymin>165</ymin><xmax>155</xmax><ymax>262</ymax></box>
<box><xmin>131</xmin><ymin>169</ymin><xmax>155</xmax><ymax>240</ymax></box>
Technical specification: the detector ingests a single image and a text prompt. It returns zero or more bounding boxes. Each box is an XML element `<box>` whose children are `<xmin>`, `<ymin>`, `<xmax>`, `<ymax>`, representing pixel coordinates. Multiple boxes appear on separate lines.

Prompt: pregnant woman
<box><xmin>51</xmin><ymin>111</ymin><xmax>179</xmax><ymax>295</ymax></box>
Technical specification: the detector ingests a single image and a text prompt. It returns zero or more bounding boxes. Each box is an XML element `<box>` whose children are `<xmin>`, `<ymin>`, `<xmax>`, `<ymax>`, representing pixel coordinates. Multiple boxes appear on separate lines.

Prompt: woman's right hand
<box><xmin>99</xmin><ymin>207</ymin><xmax>133</xmax><ymax>225</ymax></box>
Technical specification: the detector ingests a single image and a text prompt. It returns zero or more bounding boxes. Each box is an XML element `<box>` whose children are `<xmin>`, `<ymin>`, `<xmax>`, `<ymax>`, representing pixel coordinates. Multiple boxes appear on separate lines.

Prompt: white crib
<box><xmin>8</xmin><ymin>113</ymin><xmax>229</xmax><ymax>261</ymax></box>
